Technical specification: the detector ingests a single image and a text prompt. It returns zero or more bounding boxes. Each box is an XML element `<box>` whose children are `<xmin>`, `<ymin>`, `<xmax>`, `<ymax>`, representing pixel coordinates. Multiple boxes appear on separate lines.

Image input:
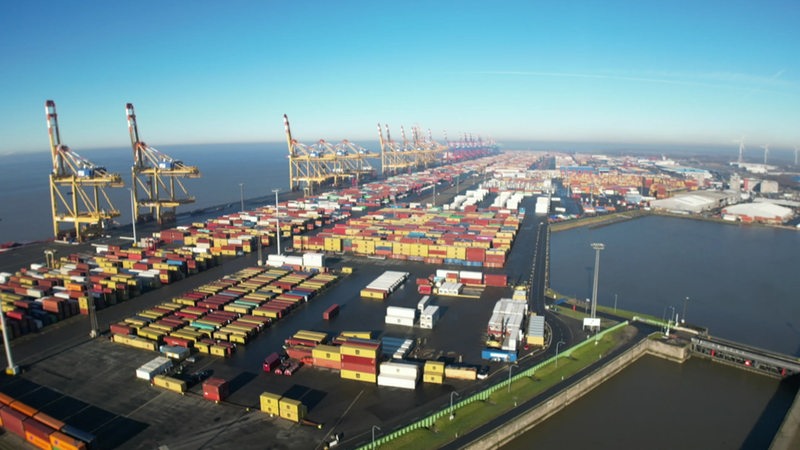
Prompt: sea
<box><xmin>0</xmin><ymin>142</ymin><xmax>357</xmax><ymax>243</ymax></box>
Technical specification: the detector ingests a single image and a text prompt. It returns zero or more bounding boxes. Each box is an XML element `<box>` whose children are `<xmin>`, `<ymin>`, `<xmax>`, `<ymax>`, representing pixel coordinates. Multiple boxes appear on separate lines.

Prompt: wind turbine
<box><xmin>733</xmin><ymin>137</ymin><xmax>745</xmax><ymax>163</ymax></box>
<box><xmin>761</xmin><ymin>144</ymin><xmax>769</xmax><ymax>165</ymax></box>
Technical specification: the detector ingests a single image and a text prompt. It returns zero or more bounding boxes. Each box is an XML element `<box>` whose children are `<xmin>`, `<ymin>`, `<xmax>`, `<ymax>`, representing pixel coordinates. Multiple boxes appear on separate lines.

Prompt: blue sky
<box><xmin>1</xmin><ymin>1</ymin><xmax>799</xmax><ymax>154</ymax></box>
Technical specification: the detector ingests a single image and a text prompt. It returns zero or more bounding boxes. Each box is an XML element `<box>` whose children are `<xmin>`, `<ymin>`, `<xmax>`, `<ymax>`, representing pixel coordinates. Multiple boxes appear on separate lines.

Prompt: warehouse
<box><xmin>722</xmin><ymin>203</ymin><xmax>794</xmax><ymax>225</ymax></box>
<box><xmin>649</xmin><ymin>190</ymin><xmax>738</xmax><ymax>214</ymax></box>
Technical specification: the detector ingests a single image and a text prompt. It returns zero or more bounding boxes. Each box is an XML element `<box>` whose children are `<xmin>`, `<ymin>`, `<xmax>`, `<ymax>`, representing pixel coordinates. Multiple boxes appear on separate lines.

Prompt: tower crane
<box><xmin>127</xmin><ymin>103</ymin><xmax>200</xmax><ymax>224</ymax></box>
<box><xmin>45</xmin><ymin>100</ymin><xmax>124</xmax><ymax>242</ymax></box>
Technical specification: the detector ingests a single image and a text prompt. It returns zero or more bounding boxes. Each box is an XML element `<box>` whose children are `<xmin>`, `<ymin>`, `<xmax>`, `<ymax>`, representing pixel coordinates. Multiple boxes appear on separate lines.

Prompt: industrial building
<box><xmin>722</xmin><ymin>203</ymin><xmax>794</xmax><ymax>225</ymax></box>
<box><xmin>649</xmin><ymin>190</ymin><xmax>739</xmax><ymax>214</ymax></box>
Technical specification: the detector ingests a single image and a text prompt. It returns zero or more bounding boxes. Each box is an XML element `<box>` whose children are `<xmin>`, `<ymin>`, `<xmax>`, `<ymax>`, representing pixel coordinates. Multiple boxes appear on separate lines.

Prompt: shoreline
<box><xmin>549</xmin><ymin>208</ymin><xmax>799</xmax><ymax>233</ymax></box>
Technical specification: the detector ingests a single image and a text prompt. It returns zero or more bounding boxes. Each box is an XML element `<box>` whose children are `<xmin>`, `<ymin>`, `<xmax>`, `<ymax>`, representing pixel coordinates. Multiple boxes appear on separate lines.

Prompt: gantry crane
<box><xmin>127</xmin><ymin>103</ymin><xmax>200</xmax><ymax>224</ymax></box>
<box><xmin>45</xmin><ymin>100</ymin><xmax>124</xmax><ymax>242</ymax></box>
<box><xmin>378</xmin><ymin>123</ymin><xmax>447</xmax><ymax>176</ymax></box>
<box><xmin>378</xmin><ymin>123</ymin><xmax>414</xmax><ymax>176</ymax></box>
<box><xmin>285</xmin><ymin>114</ymin><xmax>376</xmax><ymax>194</ymax></box>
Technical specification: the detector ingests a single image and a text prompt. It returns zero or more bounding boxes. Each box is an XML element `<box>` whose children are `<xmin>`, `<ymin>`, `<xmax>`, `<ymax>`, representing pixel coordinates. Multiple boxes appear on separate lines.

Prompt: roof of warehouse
<box><xmin>723</xmin><ymin>202</ymin><xmax>794</xmax><ymax>218</ymax></box>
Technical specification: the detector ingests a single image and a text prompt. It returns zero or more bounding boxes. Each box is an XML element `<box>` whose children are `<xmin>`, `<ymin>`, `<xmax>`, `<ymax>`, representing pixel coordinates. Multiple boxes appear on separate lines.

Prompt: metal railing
<box><xmin>359</xmin><ymin>321</ymin><xmax>630</xmax><ymax>449</ymax></box>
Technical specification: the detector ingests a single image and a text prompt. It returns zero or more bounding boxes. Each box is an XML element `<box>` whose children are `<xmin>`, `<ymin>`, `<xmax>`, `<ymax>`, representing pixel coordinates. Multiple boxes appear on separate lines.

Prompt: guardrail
<box><xmin>358</xmin><ymin>321</ymin><xmax>630</xmax><ymax>449</ymax></box>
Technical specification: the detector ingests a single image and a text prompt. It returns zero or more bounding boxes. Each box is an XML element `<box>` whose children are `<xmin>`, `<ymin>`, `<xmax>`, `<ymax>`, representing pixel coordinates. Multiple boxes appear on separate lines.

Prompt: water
<box><xmin>0</xmin><ymin>143</ymin><xmax>294</xmax><ymax>243</ymax></box>
<box><xmin>506</xmin><ymin>216</ymin><xmax>800</xmax><ymax>448</ymax></box>
<box><xmin>550</xmin><ymin>215</ymin><xmax>800</xmax><ymax>355</ymax></box>
<box><xmin>504</xmin><ymin>355</ymin><xmax>798</xmax><ymax>450</ymax></box>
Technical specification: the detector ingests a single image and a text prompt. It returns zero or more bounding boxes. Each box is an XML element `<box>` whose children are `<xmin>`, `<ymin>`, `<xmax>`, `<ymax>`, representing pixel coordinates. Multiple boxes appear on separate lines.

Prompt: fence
<box><xmin>358</xmin><ymin>320</ymin><xmax>630</xmax><ymax>449</ymax></box>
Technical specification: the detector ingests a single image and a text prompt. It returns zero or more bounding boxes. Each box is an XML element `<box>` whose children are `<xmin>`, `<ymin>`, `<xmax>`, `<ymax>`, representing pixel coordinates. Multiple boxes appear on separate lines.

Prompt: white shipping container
<box><xmin>386</xmin><ymin>306</ymin><xmax>417</xmax><ymax>319</ymax></box>
<box><xmin>384</xmin><ymin>316</ymin><xmax>415</xmax><ymax>327</ymax></box>
<box><xmin>377</xmin><ymin>374</ymin><xmax>417</xmax><ymax>390</ymax></box>
<box><xmin>136</xmin><ymin>356</ymin><xmax>172</xmax><ymax>381</ymax></box>
<box><xmin>302</xmin><ymin>252</ymin><xmax>325</xmax><ymax>268</ymax></box>
<box><xmin>417</xmin><ymin>296</ymin><xmax>431</xmax><ymax>311</ymax></box>
<box><xmin>459</xmin><ymin>271</ymin><xmax>483</xmax><ymax>281</ymax></box>
<box><xmin>379</xmin><ymin>361</ymin><xmax>419</xmax><ymax>378</ymax></box>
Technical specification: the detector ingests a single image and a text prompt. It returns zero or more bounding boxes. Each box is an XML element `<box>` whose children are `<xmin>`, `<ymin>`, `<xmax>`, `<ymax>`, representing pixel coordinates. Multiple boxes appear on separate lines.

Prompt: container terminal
<box><xmin>3</xmin><ymin>105</ymin><xmax>798</xmax><ymax>448</ymax></box>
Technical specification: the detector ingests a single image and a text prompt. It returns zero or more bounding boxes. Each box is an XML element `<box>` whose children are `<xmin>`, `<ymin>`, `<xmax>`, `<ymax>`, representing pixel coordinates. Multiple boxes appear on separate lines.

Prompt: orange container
<box><xmin>9</xmin><ymin>400</ymin><xmax>38</xmax><ymax>417</ymax></box>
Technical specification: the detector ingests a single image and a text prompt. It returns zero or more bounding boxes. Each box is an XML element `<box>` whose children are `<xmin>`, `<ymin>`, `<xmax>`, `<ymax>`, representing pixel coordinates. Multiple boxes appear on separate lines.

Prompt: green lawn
<box><xmin>377</xmin><ymin>325</ymin><xmax>629</xmax><ymax>449</ymax></box>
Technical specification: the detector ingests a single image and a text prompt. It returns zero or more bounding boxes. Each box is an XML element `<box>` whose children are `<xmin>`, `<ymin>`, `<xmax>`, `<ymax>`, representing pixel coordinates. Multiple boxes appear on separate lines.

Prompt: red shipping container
<box><xmin>340</xmin><ymin>354</ymin><xmax>377</xmax><ymax>365</ymax></box>
<box><xmin>23</xmin><ymin>417</ymin><xmax>55</xmax><ymax>440</ymax></box>
<box><xmin>312</xmin><ymin>358</ymin><xmax>341</xmax><ymax>370</ymax></box>
<box><xmin>109</xmin><ymin>323</ymin><xmax>133</xmax><ymax>336</ymax></box>
<box><xmin>0</xmin><ymin>406</ymin><xmax>26</xmax><ymax>438</ymax></box>
<box><xmin>340</xmin><ymin>361</ymin><xmax>377</xmax><ymax>374</ymax></box>
<box><xmin>484</xmin><ymin>274</ymin><xmax>508</xmax><ymax>287</ymax></box>
<box><xmin>202</xmin><ymin>378</ymin><xmax>229</xmax><ymax>402</ymax></box>
<box><xmin>323</xmin><ymin>304</ymin><xmax>339</xmax><ymax>320</ymax></box>
<box><xmin>418</xmin><ymin>284</ymin><xmax>432</xmax><ymax>295</ymax></box>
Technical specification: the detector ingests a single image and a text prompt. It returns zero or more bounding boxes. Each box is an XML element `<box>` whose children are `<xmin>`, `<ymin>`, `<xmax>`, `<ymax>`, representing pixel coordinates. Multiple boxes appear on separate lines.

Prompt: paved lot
<box><xmin>0</xmin><ymin>184</ymin><xmax>574</xmax><ymax>449</ymax></box>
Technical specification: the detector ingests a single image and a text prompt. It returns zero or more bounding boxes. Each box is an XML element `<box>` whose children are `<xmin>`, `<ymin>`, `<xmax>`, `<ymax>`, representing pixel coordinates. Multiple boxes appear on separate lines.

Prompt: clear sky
<box><xmin>1</xmin><ymin>0</ymin><xmax>799</xmax><ymax>154</ymax></box>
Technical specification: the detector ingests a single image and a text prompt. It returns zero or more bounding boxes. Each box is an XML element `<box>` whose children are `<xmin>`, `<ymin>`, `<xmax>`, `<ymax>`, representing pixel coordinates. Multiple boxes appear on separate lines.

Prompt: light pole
<box><xmin>555</xmin><ymin>340</ymin><xmax>566</xmax><ymax>368</ymax></box>
<box><xmin>590</xmin><ymin>243</ymin><xmax>605</xmax><ymax>319</ymax></box>
<box><xmin>432</xmin><ymin>182</ymin><xmax>436</xmax><ymax>207</ymax></box>
<box><xmin>272</xmin><ymin>189</ymin><xmax>281</xmax><ymax>255</ymax></box>
<box><xmin>129</xmin><ymin>188</ymin><xmax>137</xmax><ymax>244</ymax></box>
<box><xmin>682</xmin><ymin>296</ymin><xmax>689</xmax><ymax>324</ymax></box>
<box><xmin>614</xmin><ymin>293</ymin><xmax>618</xmax><ymax>313</ymax></box>
<box><xmin>0</xmin><ymin>311</ymin><xmax>19</xmax><ymax>375</ymax></box>
<box><xmin>371</xmin><ymin>425</ymin><xmax>381</xmax><ymax>449</ymax></box>
<box><xmin>239</xmin><ymin>183</ymin><xmax>245</xmax><ymax>212</ymax></box>
<box><xmin>666</xmin><ymin>306</ymin><xmax>675</xmax><ymax>335</ymax></box>
<box><xmin>449</xmin><ymin>391</ymin><xmax>460</xmax><ymax>420</ymax></box>
<box><xmin>507</xmin><ymin>363</ymin><xmax>519</xmax><ymax>392</ymax></box>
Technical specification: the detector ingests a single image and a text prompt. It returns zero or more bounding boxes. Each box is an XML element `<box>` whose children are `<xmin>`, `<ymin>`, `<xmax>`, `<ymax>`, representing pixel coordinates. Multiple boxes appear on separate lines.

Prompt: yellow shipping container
<box><xmin>340</xmin><ymin>369</ymin><xmax>377</xmax><ymax>383</ymax></box>
<box><xmin>153</xmin><ymin>375</ymin><xmax>187</xmax><ymax>393</ymax></box>
<box><xmin>340</xmin><ymin>344</ymin><xmax>379</xmax><ymax>359</ymax></box>
<box><xmin>260</xmin><ymin>392</ymin><xmax>281</xmax><ymax>415</ymax></box>
<box><xmin>340</xmin><ymin>331</ymin><xmax>371</xmax><ymax>339</ymax></box>
<box><xmin>111</xmin><ymin>334</ymin><xmax>158</xmax><ymax>351</ymax></box>
<box><xmin>423</xmin><ymin>373</ymin><xmax>444</xmax><ymax>384</ymax></box>
<box><xmin>311</xmin><ymin>345</ymin><xmax>341</xmax><ymax>361</ymax></box>
<box><xmin>424</xmin><ymin>361</ymin><xmax>445</xmax><ymax>374</ymax></box>
<box><xmin>444</xmin><ymin>366</ymin><xmax>477</xmax><ymax>380</ymax></box>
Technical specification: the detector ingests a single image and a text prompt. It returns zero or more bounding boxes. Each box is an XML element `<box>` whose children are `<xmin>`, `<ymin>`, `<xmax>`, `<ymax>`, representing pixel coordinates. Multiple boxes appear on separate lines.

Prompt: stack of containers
<box><xmin>526</xmin><ymin>314</ymin><xmax>545</xmax><ymax>347</ymax></box>
<box><xmin>311</xmin><ymin>344</ymin><xmax>341</xmax><ymax>369</ymax></box>
<box><xmin>279</xmin><ymin>398</ymin><xmax>307</xmax><ymax>423</ymax></box>
<box><xmin>420</xmin><ymin>305</ymin><xmax>440</xmax><ymax>329</ymax></box>
<box><xmin>340</xmin><ymin>338</ymin><xmax>381</xmax><ymax>383</ymax></box>
<box><xmin>417</xmin><ymin>295</ymin><xmax>431</xmax><ymax>312</ymax></box>
<box><xmin>381</xmin><ymin>336</ymin><xmax>414</xmax><ymax>360</ymax></box>
<box><xmin>385</xmin><ymin>306</ymin><xmax>417</xmax><ymax>327</ymax></box>
<box><xmin>459</xmin><ymin>270</ymin><xmax>483</xmax><ymax>285</ymax></box>
<box><xmin>437</xmin><ymin>282</ymin><xmax>463</xmax><ymax>296</ymax></box>
<box><xmin>487</xmin><ymin>299</ymin><xmax>527</xmax><ymax>353</ymax></box>
<box><xmin>423</xmin><ymin>361</ymin><xmax>445</xmax><ymax>384</ymax></box>
<box><xmin>361</xmin><ymin>271</ymin><xmax>408</xmax><ymax>299</ymax></box>
<box><xmin>377</xmin><ymin>361</ymin><xmax>419</xmax><ymax>389</ymax></box>
<box><xmin>259</xmin><ymin>392</ymin><xmax>281</xmax><ymax>416</ymax></box>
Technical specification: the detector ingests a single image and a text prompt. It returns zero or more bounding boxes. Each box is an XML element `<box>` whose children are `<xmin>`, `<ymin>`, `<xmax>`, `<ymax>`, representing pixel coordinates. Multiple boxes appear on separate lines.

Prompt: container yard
<box><xmin>0</xmin><ymin>150</ymin><xmax>563</xmax><ymax>449</ymax></box>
